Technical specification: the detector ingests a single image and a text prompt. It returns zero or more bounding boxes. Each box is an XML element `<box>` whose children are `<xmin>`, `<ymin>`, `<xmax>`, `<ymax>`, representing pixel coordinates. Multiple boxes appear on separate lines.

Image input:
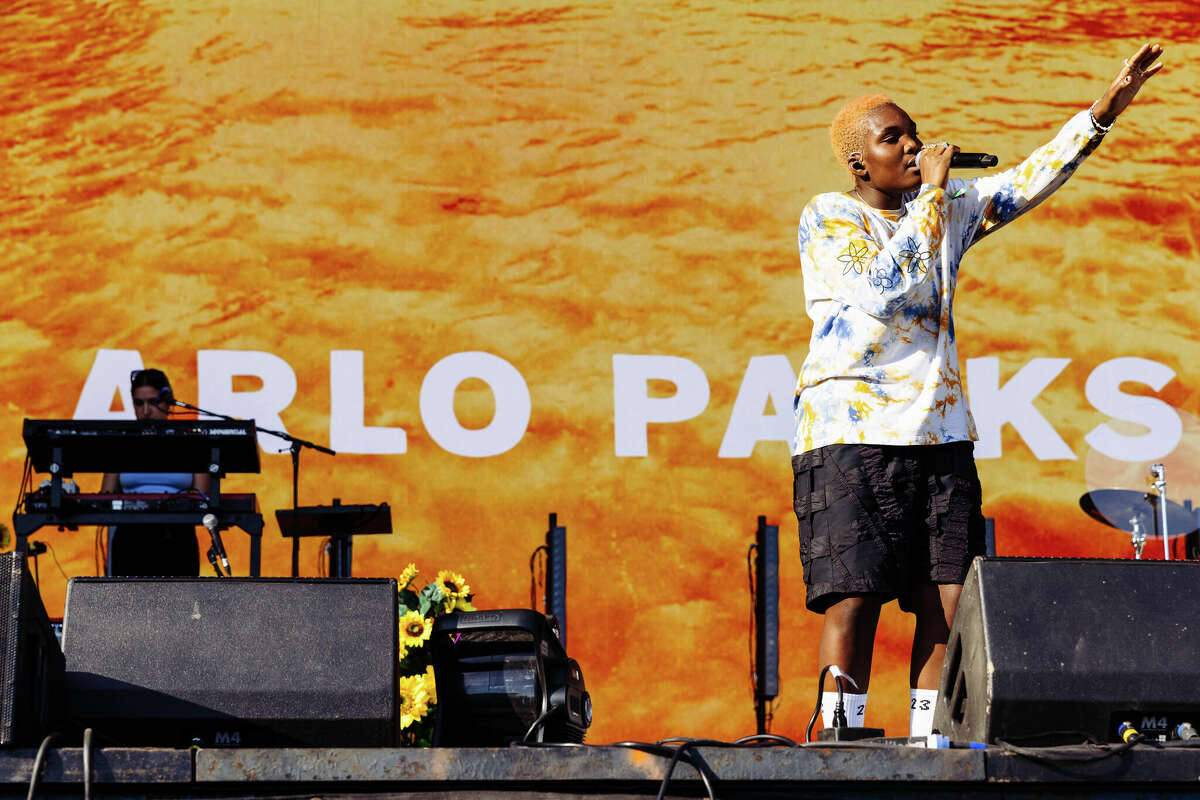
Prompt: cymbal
<box><xmin>1080</xmin><ymin>489</ymin><xmax>1198</xmax><ymax>538</ymax></box>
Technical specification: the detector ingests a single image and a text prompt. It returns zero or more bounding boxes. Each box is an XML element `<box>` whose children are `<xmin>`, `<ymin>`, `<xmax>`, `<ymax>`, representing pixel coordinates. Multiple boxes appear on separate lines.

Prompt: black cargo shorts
<box><xmin>791</xmin><ymin>441</ymin><xmax>986</xmax><ymax>613</ymax></box>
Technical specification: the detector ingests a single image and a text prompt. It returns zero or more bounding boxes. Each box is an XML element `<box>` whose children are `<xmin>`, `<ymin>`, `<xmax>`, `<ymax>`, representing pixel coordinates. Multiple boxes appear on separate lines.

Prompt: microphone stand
<box><xmin>169</xmin><ymin>399</ymin><xmax>336</xmax><ymax>577</ymax></box>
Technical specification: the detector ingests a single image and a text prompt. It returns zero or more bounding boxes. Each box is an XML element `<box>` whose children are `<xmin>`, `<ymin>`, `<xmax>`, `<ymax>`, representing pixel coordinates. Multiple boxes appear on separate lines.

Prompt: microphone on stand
<box><xmin>158</xmin><ymin>386</ymin><xmax>196</xmax><ymax>419</ymax></box>
<box><xmin>915</xmin><ymin>150</ymin><xmax>999</xmax><ymax>169</ymax></box>
<box><xmin>202</xmin><ymin>513</ymin><xmax>231</xmax><ymax>577</ymax></box>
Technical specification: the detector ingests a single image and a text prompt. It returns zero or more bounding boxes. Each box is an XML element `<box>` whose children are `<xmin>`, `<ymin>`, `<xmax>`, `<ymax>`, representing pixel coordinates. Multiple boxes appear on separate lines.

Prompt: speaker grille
<box><xmin>935</xmin><ymin>557</ymin><xmax>1200</xmax><ymax>744</ymax></box>
<box><xmin>64</xmin><ymin>577</ymin><xmax>397</xmax><ymax>747</ymax></box>
<box><xmin>0</xmin><ymin>552</ymin><xmax>64</xmax><ymax>745</ymax></box>
<box><xmin>0</xmin><ymin>555</ymin><xmax>19</xmax><ymax>742</ymax></box>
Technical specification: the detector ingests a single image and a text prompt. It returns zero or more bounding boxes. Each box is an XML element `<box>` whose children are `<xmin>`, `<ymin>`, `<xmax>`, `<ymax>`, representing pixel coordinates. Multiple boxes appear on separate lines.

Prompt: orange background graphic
<box><xmin>2</xmin><ymin>0</ymin><xmax>1198</xmax><ymax>742</ymax></box>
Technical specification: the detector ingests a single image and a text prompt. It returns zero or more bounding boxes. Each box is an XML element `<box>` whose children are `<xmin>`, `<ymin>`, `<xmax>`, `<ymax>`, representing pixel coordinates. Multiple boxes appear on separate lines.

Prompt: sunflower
<box><xmin>399</xmin><ymin>610</ymin><xmax>433</xmax><ymax>651</ymax></box>
<box><xmin>397</xmin><ymin>673</ymin><xmax>430</xmax><ymax>729</ymax></box>
<box><xmin>453</xmin><ymin>595</ymin><xmax>476</xmax><ymax>612</ymax></box>
<box><xmin>397</xmin><ymin>563</ymin><xmax>419</xmax><ymax>592</ymax></box>
<box><xmin>436</xmin><ymin>569</ymin><xmax>470</xmax><ymax>599</ymax></box>
<box><xmin>422</xmin><ymin>664</ymin><xmax>438</xmax><ymax>706</ymax></box>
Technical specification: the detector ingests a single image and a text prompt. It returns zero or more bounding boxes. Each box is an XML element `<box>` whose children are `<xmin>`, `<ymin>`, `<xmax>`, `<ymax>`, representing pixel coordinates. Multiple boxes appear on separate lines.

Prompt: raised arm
<box><xmin>966</xmin><ymin>43</ymin><xmax>1164</xmax><ymax>241</ymax></box>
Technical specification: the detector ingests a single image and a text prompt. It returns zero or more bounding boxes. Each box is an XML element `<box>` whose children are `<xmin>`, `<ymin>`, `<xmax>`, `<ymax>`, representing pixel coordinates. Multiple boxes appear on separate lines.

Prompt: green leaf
<box><xmin>398</xmin><ymin>647</ymin><xmax>431</xmax><ymax>673</ymax></box>
<box><xmin>418</xmin><ymin>582</ymin><xmax>445</xmax><ymax>615</ymax></box>
<box><xmin>398</xmin><ymin>589</ymin><xmax>421</xmax><ymax>612</ymax></box>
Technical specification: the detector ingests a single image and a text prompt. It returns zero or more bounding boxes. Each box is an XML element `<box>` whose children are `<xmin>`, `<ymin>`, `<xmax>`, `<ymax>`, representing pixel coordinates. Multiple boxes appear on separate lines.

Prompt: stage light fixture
<box><xmin>431</xmin><ymin>609</ymin><xmax>591</xmax><ymax>746</ymax></box>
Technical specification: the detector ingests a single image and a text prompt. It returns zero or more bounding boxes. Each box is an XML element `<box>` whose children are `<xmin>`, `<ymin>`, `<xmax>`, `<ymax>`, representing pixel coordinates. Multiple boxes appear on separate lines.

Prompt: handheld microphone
<box><xmin>202</xmin><ymin>513</ymin><xmax>231</xmax><ymax>577</ymax></box>
<box><xmin>915</xmin><ymin>150</ymin><xmax>999</xmax><ymax>169</ymax></box>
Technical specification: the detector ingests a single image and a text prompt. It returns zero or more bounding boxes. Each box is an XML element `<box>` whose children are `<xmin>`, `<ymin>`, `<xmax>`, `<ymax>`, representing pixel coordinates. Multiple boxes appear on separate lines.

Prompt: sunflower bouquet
<box><xmin>395</xmin><ymin>562</ymin><xmax>474</xmax><ymax>746</ymax></box>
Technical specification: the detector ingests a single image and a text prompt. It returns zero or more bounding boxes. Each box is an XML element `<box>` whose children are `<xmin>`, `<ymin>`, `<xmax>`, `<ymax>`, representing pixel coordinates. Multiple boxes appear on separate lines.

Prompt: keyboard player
<box><xmin>99</xmin><ymin>369</ymin><xmax>211</xmax><ymax>577</ymax></box>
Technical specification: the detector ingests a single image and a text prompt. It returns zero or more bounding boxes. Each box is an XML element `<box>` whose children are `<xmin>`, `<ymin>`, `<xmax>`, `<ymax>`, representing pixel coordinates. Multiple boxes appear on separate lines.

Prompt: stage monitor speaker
<box><xmin>63</xmin><ymin>577</ymin><xmax>396</xmax><ymax>747</ymax></box>
<box><xmin>934</xmin><ymin>557</ymin><xmax>1200</xmax><ymax>745</ymax></box>
<box><xmin>0</xmin><ymin>552</ymin><xmax>64</xmax><ymax>745</ymax></box>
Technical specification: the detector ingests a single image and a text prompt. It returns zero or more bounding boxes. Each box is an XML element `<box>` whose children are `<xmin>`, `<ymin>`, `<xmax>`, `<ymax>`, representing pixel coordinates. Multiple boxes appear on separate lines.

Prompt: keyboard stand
<box><xmin>14</xmin><ymin>436</ymin><xmax>262</xmax><ymax>576</ymax></box>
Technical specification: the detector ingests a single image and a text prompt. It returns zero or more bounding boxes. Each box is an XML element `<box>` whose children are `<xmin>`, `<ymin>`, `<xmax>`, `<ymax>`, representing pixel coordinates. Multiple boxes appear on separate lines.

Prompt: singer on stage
<box><xmin>100</xmin><ymin>368</ymin><xmax>211</xmax><ymax>577</ymax></box>
<box><xmin>791</xmin><ymin>44</ymin><xmax>1163</xmax><ymax>736</ymax></box>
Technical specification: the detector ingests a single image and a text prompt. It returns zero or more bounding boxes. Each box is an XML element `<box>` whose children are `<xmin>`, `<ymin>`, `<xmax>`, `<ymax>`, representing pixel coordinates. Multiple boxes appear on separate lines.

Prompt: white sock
<box><xmin>822</xmin><ymin>691</ymin><xmax>867</xmax><ymax>728</ymax></box>
<box><xmin>910</xmin><ymin>688</ymin><xmax>938</xmax><ymax>736</ymax></box>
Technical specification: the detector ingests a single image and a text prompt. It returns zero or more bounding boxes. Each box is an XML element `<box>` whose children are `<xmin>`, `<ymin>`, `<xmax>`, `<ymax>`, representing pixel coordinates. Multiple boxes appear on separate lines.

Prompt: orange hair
<box><xmin>829</xmin><ymin>94</ymin><xmax>897</xmax><ymax>172</ymax></box>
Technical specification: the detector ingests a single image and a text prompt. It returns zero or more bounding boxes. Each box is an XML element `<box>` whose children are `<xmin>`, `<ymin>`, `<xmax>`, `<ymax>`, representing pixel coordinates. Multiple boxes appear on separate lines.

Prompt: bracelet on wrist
<box><xmin>1089</xmin><ymin>102</ymin><xmax>1114</xmax><ymax>133</ymax></box>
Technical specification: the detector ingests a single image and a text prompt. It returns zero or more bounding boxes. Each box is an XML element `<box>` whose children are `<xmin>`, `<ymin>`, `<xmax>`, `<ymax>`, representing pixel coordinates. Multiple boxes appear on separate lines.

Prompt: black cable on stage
<box><xmin>24</xmin><ymin>732</ymin><xmax>56</xmax><ymax>800</ymax></box>
<box><xmin>655</xmin><ymin>743</ymin><xmax>701</xmax><ymax>800</ymax></box>
<box><xmin>733</xmin><ymin>732</ymin><xmax>800</xmax><ymax>747</ymax></box>
<box><xmin>995</xmin><ymin>733</ymin><xmax>1146</xmax><ymax>763</ymax></box>
<box><xmin>650</xmin><ymin>739</ymin><xmax>719</xmax><ymax>800</ymax></box>
<box><xmin>528</xmin><ymin>544</ymin><xmax>547</xmax><ymax>611</ymax></box>
<box><xmin>805</xmin><ymin>663</ymin><xmax>846</xmax><ymax>742</ymax></box>
<box><xmin>746</xmin><ymin>541</ymin><xmax>756</xmax><ymax>704</ymax></box>
<box><xmin>521</xmin><ymin>706</ymin><xmax>560</xmax><ymax>744</ymax></box>
<box><xmin>82</xmin><ymin>728</ymin><xmax>93</xmax><ymax>800</ymax></box>
<box><xmin>42</xmin><ymin>543</ymin><xmax>68</xmax><ymax>581</ymax></box>
<box><xmin>604</xmin><ymin>740</ymin><xmax>678</xmax><ymax>755</ymax></box>
<box><xmin>13</xmin><ymin>453</ymin><xmax>32</xmax><ymax>520</ymax></box>
<box><xmin>521</xmin><ymin>725</ymin><xmax>1153</xmax><ymax>798</ymax></box>
<box><xmin>605</xmin><ymin>738</ymin><xmax>697</xmax><ymax>800</ymax></box>
<box><xmin>522</xmin><ymin>738</ymin><xmax>718</xmax><ymax>800</ymax></box>
<box><xmin>805</xmin><ymin>669</ymin><xmax>823</xmax><ymax>742</ymax></box>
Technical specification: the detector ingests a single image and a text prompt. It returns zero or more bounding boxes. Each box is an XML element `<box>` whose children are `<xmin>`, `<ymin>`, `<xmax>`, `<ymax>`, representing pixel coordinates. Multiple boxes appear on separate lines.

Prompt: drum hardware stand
<box><xmin>1128</xmin><ymin>514</ymin><xmax>1147</xmax><ymax>559</ymax></box>
<box><xmin>1150</xmin><ymin>463</ymin><xmax>1170</xmax><ymax>560</ymax></box>
<box><xmin>1080</xmin><ymin>477</ymin><xmax>1196</xmax><ymax>560</ymax></box>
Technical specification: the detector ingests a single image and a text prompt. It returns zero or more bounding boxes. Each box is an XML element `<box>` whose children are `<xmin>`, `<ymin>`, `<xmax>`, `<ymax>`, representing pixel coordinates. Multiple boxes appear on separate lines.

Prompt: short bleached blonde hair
<box><xmin>829</xmin><ymin>94</ymin><xmax>897</xmax><ymax>171</ymax></box>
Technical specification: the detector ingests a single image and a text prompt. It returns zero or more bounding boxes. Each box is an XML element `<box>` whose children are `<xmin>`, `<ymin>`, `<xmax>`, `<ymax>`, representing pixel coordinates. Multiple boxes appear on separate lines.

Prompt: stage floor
<box><xmin>3</xmin><ymin>742</ymin><xmax>1200</xmax><ymax>799</ymax></box>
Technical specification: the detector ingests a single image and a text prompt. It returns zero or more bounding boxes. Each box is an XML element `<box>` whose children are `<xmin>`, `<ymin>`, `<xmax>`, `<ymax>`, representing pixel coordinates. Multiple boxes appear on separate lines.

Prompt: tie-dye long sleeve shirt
<box><xmin>793</xmin><ymin>108</ymin><xmax>1107</xmax><ymax>455</ymax></box>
